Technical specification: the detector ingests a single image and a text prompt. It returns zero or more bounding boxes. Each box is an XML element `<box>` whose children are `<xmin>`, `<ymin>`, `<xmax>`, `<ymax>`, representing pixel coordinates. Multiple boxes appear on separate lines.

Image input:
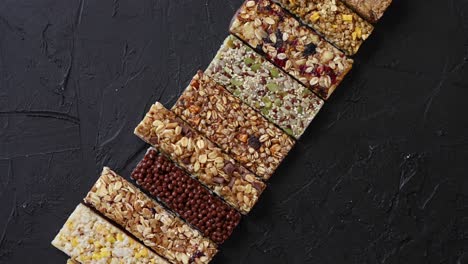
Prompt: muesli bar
<box><xmin>172</xmin><ymin>71</ymin><xmax>294</xmax><ymax>180</ymax></box>
<box><xmin>273</xmin><ymin>0</ymin><xmax>374</xmax><ymax>55</ymax></box>
<box><xmin>132</xmin><ymin>148</ymin><xmax>242</xmax><ymax>244</ymax></box>
<box><xmin>206</xmin><ymin>35</ymin><xmax>324</xmax><ymax>139</ymax></box>
<box><xmin>134</xmin><ymin>102</ymin><xmax>266</xmax><ymax>214</ymax></box>
<box><xmin>84</xmin><ymin>167</ymin><xmax>217</xmax><ymax>264</ymax></box>
<box><xmin>341</xmin><ymin>0</ymin><xmax>392</xmax><ymax>23</ymax></box>
<box><xmin>51</xmin><ymin>204</ymin><xmax>169</xmax><ymax>264</ymax></box>
<box><xmin>230</xmin><ymin>0</ymin><xmax>353</xmax><ymax>100</ymax></box>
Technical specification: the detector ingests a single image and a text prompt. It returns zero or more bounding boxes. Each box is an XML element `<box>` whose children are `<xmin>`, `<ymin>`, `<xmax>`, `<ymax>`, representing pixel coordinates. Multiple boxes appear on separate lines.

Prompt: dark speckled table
<box><xmin>0</xmin><ymin>0</ymin><xmax>467</xmax><ymax>263</ymax></box>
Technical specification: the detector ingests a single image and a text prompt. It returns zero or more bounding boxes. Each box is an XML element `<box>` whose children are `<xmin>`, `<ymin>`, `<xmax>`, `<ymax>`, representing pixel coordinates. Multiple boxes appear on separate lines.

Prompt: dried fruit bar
<box><xmin>206</xmin><ymin>35</ymin><xmax>324</xmax><ymax>139</ymax></box>
<box><xmin>172</xmin><ymin>71</ymin><xmax>294</xmax><ymax>180</ymax></box>
<box><xmin>84</xmin><ymin>167</ymin><xmax>217</xmax><ymax>264</ymax></box>
<box><xmin>51</xmin><ymin>204</ymin><xmax>169</xmax><ymax>264</ymax></box>
<box><xmin>230</xmin><ymin>0</ymin><xmax>353</xmax><ymax>100</ymax></box>
<box><xmin>273</xmin><ymin>0</ymin><xmax>374</xmax><ymax>55</ymax></box>
<box><xmin>134</xmin><ymin>102</ymin><xmax>266</xmax><ymax>214</ymax></box>
<box><xmin>341</xmin><ymin>0</ymin><xmax>392</xmax><ymax>23</ymax></box>
<box><xmin>132</xmin><ymin>148</ymin><xmax>242</xmax><ymax>244</ymax></box>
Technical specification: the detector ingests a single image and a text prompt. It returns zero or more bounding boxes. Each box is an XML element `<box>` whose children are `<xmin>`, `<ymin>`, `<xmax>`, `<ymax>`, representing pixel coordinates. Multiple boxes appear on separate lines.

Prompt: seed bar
<box><xmin>206</xmin><ymin>35</ymin><xmax>324</xmax><ymax>139</ymax></box>
<box><xmin>134</xmin><ymin>102</ymin><xmax>266</xmax><ymax>214</ymax></box>
<box><xmin>172</xmin><ymin>71</ymin><xmax>294</xmax><ymax>180</ymax></box>
<box><xmin>84</xmin><ymin>167</ymin><xmax>217</xmax><ymax>264</ymax></box>
<box><xmin>341</xmin><ymin>0</ymin><xmax>392</xmax><ymax>23</ymax></box>
<box><xmin>273</xmin><ymin>0</ymin><xmax>374</xmax><ymax>55</ymax></box>
<box><xmin>51</xmin><ymin>204</ymin><xmax>169</xmax><ymax>264</ymax></box>
<box><xmin>132</xmin><ymin>148</ymin><xmax>242</xmax><ymax>244</ymax></box>
<box><xmin>230</xmin><ymin>0</ymin><xmax>353</xmax><ymax>100</ymax></box>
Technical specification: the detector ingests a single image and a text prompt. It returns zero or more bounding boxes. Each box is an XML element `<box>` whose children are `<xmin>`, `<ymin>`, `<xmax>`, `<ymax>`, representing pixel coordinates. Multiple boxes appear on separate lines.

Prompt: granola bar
<box><xmin>206</xmin><ymin>35</ymin><xmax>324</xmax><ymax>139</ymax></box>
<box><xmin>273</xmin><ymin>0</ymin><xmax>374</xmax><ymax>55</ymax></box>
<box><xmin>172</xmin><ymin>71</ymin><xmax>295</xmax><ymax>180</ymax></box>
<box><xmin>134</xmin><ymin>102</ymin><xmax>266</xmax><ymax>214</ymax></box>
<box><xmin>51</xmin><ymin>204</ymin><xmax>169</xmax><ymax>264</ymax></box>
<box><xmin>230</xmin><ymin>0</ymin><xmax>353</xmax><ymax>99</ymax></box>
<box><xmin>341</xmin><ymin>0</ymin><xmax>392</xmax><ymax>23</ymax></box>
<box><xmin>84</xmin><ymin>167</ymin><xmax>217</xmax><ymax>264</ymax></box>
<box><xmin>132</xmin><ymin>148</ymin><xmax>242</xmax><ymax>244</ymax></box>
<box><xmin>66</xmin><ymin>259</ymin><xmax>78</xmax><ymax>264</ymax></box>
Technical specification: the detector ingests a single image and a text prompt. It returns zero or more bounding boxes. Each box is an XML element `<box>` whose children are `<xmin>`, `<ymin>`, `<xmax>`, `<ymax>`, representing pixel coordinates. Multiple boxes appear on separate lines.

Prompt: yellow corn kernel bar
<box><xmin>52</xmin><ymin>204</ymin><xmax>168</xmax><ymax>264</ymax></box>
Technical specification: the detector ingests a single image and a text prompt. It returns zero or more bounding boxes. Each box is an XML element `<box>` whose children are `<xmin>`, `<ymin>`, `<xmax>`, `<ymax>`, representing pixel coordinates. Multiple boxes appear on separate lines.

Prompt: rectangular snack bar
<box><xmin>66</xmin><ymin>259</ymin><xmax>78</xmax><ymax>264</ymax></box>
<box><xmin>51</xmin><ymin>204</ymin><xmax>168</xmax><ymax>264</ymax></box>
<box><xmin>134</xmin><ymin>102</ymin><xmax>266</xmax><ymax>214</ymax></box>
<box><xmin>132</xmin><ymin>148</ymin><xmax>241</xmax><ymax>244</ymax></box>
<box><xmin>172</xmin><ymin>71</ymin><xmax>295</xmax><ymax>180</ymax></box>
<box><xmin>273</xmin><ymin>0</ymin><xmax>374</xmax><ymax>55</ymax></box>
<box><xmin>84</xmin><ymin>167</ymin><xmax>217</xmax><ymax>264</ymax></box>
<box><xmin>206</xmin><ymin>35</ymin><xmax>324</xmax><ymax>139</ymax></box>
<box><xmin>230</xmin><ymin>0</ymin><xmax>353</xmax><ymax>100</ymax></box>
<box><xmin>340</xmin><ymin>0</ymin><xmax>392</xmax><ymax>23</ymax></box>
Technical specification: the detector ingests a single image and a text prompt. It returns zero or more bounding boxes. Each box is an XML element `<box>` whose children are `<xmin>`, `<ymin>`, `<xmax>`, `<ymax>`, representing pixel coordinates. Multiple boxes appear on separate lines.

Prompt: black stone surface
<box><xmin>0</xmin><ymin>0</ymin><xmax>467</xmax><ymax>263</ymax></box>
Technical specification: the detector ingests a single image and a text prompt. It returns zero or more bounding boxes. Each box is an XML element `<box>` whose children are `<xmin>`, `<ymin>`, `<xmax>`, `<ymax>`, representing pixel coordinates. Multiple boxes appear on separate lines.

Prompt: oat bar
<box><xmin>230</xmin><ymin>0</ymin><xmax>353</xmax><ymax>100</ymax></box>
<box><xmin>66</xmin><ymin>259</ymin><xmax>78</xmax><ymax>264</ymax></box>
<box><xmin>51</xmin><ymin>204</ymin><xmax>169</xmax><ymax>264</ymax></box>
<box><xmin>273</xmin><ymin>0</ymin><xmax>374</xmax><ymax>55</ymax></box>
<box><xmin>134</xmin><ymin>102</ymin><xmax>266</xmax><ymax>214</ymax></box>
<box><xmin>132</xmin><ymin>148</ymin><xmax>241</xmax><ymax>244</ymax></box>
<box><xmin>206</xmin><ymin>35</ymin><xmax>324</xmax><ymax>139</ymax></box>
<box><xmin>341</xmin><ymin>0</ymin><xmax>392</xmax><ymax>23</ymax></box>
<box><xmin>172</xmin><ymin>71</ymin><xmax>294</xmax><ymax>180</ymax></box>
<box><xmin>84</xmin><ymin>167</ymin><xmax>217</xmax><ymax>264</ymax></box>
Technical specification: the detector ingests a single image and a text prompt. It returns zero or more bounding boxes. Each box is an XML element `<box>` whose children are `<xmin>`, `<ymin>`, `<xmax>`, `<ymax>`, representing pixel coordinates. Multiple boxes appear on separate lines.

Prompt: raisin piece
<box><xmin>247</xmin><ymin>135</ymin><xmax>261</xmax><ymax>150</ymax></box>
<box><xmin>303</xmin><ymin>43</ymin><xmax>317</xmax><ymax>57</ymax></box>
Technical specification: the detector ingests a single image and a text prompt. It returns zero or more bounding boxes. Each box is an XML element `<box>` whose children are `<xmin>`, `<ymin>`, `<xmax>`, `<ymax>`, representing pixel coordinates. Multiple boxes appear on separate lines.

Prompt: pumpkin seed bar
<box><xmin>230</xmin><ymin>0</ymin><xmax>353</xmax><ymax>100</ymax></box>
<box><xmin>341</xmin><ymin>0</ymin><xmax>392</xmax><ymax>23</ymax></box>
<box><xmin>172</xmin><ymin>71</ymin><xmax>295</xmax><ymax>180</ymax></box>
<box><xmin>273</xmin><ymin>0</ymin><xmax>374</xmax><ymax>55</ymax></box>
<box><xmin>134</xmin><ymin>102</ymin><xmax>266</xmax><ymax>214</ymax></box>
<box><xmin>206</xmin><ymin>35</ymin><xmax>324</xmax><ymax>139</ymax></box>
<box><xmin>51</xmin><ymin>204</ymin><xmax>169</xmax><ymax>264</ymax></box>
<box><xmin>83</xmin><ymin>167</ymin><xmax>217</xmax><ymax>264</ymax></box>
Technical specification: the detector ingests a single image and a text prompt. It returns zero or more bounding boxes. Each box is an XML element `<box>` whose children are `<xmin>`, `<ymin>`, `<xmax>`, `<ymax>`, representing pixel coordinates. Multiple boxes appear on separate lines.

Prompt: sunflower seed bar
<box><xmin>273</xmin><ymin>0</ymin><xmax>374</xmax><ymax>55</ymax></box>
<box><xmin>206</xmin><ymin>35</ymin><xmax>324</xmax><ymax>139</ymax></box>
<box><xmin>83</xmin><ymin>167</ymin><xmax>217</xmax><ymax>264</ymax></box>
<box><xmin>134</xmin><ymin>102</ymin><xmax>266</xmax><ymax>214</ymax></box>
<box><xmin>341</xmin><ymin>0</ymin><xmax>392</xmax><ymax>23</ymax></box>
<box><xmin>52</xmin><ymin>204</ymin><xmax>168</xmax><ymax>264</ymax></box>
<box><xmin>230</xmin><ymin>0</ymin><xmax>353</xmax><ymax>100</ymax></box>
<box><xmin>172</xmin><ymin>71</ymin><xmax>294</xmax><ymax>180</ymax></box>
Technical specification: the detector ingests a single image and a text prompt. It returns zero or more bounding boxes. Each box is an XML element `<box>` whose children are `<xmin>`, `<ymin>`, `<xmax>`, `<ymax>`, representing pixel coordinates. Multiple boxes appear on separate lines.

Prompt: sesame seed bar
<box><xmin>134</xmin><ymin>102</ymin><xmax>266</xmax><ymax>214</ymax></box>
<box><xmin>230</xmin><ymin>0</ymin><xmax>353</xmax><ymax>100</ymax></box>
<box><xmin>172</xmin><ymin>71</ymin><xmax>294</xmax><ymax>180</ymax></box>
<box><xmin>206</xmin><ymin>35</ymin><xmax>324</xmax><ymax>139</ymax></box>
<box><xmin>51</xmin><ymin>204</ymin><xmax>169</xmax><ymax>264</ymax></box>
<box><xmin>273</xmin><ymin>0</ymin><xmax>374</xmax><ymax>55</ymax></box>
<box><xmin>340</xmin><ymin>0</ymin><xmax>392</xmax><ymax>23</ymax></box>
<box><xmin>83</xmin><ymin>167</ymin><xmax>217</xmax><ymax>264</ymax></box>
<box><xmin>132</xmin><ymin>148</ymin><xmax>242</xmax><ymax>244</ymax></box>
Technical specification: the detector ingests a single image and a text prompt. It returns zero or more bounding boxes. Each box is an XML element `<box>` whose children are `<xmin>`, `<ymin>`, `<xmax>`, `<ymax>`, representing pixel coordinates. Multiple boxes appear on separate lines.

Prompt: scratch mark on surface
<box><xmin>0</xmin><ymin>110</ymin><xmax>79</xmax><ymax>124</ymax></box>
<box><xmin>112</xmin><ymin>0</ymin><xmax>120</xmax><ymax>18</ymax></box>
<box><xmin>75</xmin><ymin>0</ymin><xmax>85</xmax><ymax>26</ymax></box>
<box><xmin>0</xmin><ymin>147</ymin><xmax>81</xmax><ymax>160</ymax></box>
<box><xmin>423</xmin><ymin>61</ymin><xmax>448</xmax><ymax>123</ymax></box>
<box><xmin>422</xmin><ymin>183</ymin><xmax>440</xmax><ymax>209</ymax></box>
<box><xmin>0</xmin><ymin>193</ymin><xmax>17</xmax><ymax>249</ymax></box>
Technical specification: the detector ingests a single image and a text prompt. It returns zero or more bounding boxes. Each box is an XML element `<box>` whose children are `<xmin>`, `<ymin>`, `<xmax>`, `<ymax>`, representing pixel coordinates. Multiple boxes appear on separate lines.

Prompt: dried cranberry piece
<box><xmin>247</xmin><ymin>135</ymin><xmax>261</xmax><ymax>150</ymax></box>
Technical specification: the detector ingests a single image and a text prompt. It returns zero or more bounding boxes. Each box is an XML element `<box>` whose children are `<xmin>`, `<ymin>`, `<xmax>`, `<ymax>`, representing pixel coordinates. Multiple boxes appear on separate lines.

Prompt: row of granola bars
<box><xmin>52</xmin><ymin>0</ymin><xmax>392</xmax><ymax>263</ymax></box>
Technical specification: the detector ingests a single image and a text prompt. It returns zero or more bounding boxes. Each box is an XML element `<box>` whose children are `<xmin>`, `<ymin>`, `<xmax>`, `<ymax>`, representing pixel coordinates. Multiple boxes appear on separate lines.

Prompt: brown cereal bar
<box><xmin>134</xmin><ymin>102</ymin><xmax>266</xmax><ymax>214</ymax></box>
<box><xmin>341</xmin><ymin>0</ymin><xmax>392</xmax><ymax>23</ymax></box>
<box><xmin>273</xmin><ymin>0</ymin><xmax>374</xmax><ymax>55</ymax></box>
<box><xmin>172</xmin><ymin>71</ymin><xmax>295</xmax><ymax>180</ymax></box>
<box><xmin>84</xmin><ymin>167</ymin><xmax>218</xmax><ymax>264</ymax></box>
<box><xmin>206</xmin><ymin>35</ymin><xmax>324</xmax><ymax>139</ymax></box>
<box><xmin>230</xmin><ymin>0</ymin><xmax>353</xmax><ymax>100</ymax></box>
<box><xmin>132</xmin><ymin>148</ymin><xmax>242</xmax><ymax>244</ymax></box>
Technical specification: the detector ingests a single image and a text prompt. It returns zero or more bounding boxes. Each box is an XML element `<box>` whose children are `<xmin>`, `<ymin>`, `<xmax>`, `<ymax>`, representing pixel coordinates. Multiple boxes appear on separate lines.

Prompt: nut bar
<box><xmin>172</xmin><ymin>71</ymin><xmax>294</xmax><ymax>180</ymax></box>
<box><xmin>341</xmin><ymin>0</ymin><xmax>392</xmax><ymax>23</ymax></box>
<box><xmin>230</xmin><ymin>0</ymin><xmax>353</xmax><ymax>100</ymax></box>
<box><xmin>51</xmin><ymin>204</ymin><xmax>168</xmax><ymax>264</ymax></box>
<box><xmin>206</xmin><ymin>35</ymin><xmax>324</xmax><ymax>139</ymax></box>
<box><xmin>134</xmin><ymin>102</ymin><xmax>266</xmax><ymax>214</ymax></box>
<box><xmin>273</xmin><ymin>0</ymin><xmax>374</xmax><ymax>55</ymax></box>
<box><xmin>84</xmin><ymin>167</ymin><xmax>217</xmax><ymax>264</ymax></box>
<box><xmin>132</xmin><ymin>148</ymin><xmax>242</xmax><ymax>244</ymax></box>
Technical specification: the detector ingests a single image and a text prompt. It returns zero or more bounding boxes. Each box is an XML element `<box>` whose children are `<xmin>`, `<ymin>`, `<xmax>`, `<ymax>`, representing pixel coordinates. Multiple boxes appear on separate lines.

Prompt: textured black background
<box><xmin>0</xmin><ymin>0</ymin><xmax>467</xmax><ymax>263</ymax></box>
